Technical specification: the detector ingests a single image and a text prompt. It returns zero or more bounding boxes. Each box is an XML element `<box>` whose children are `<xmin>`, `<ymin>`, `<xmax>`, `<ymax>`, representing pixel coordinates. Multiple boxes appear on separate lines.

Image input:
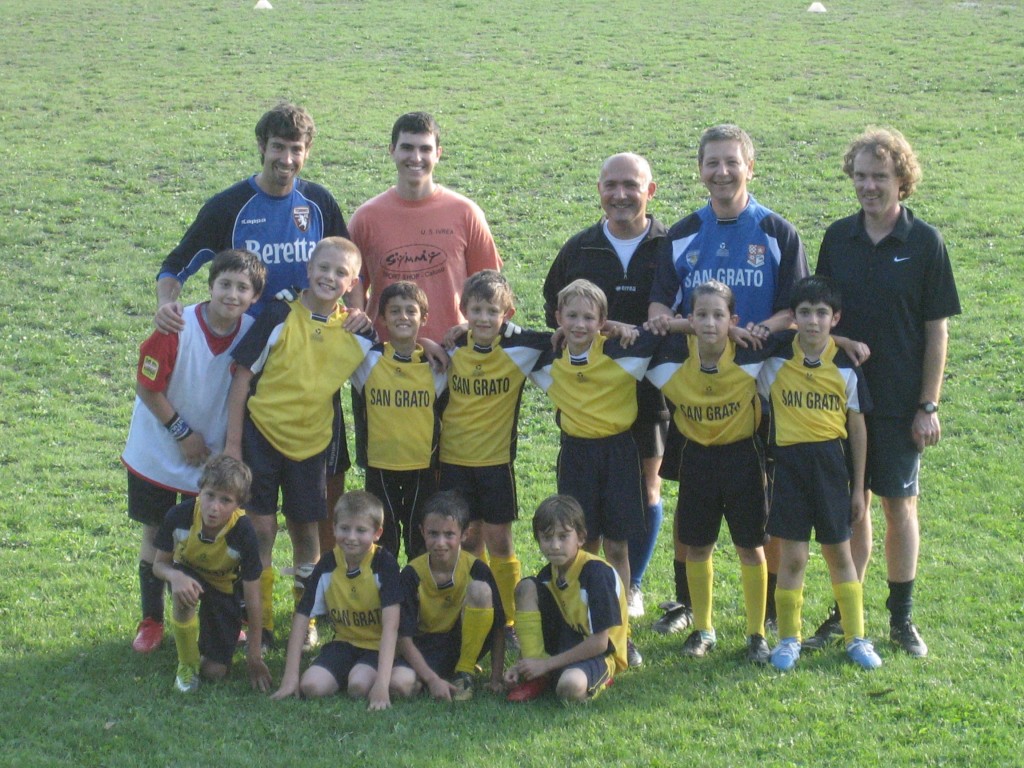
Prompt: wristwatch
<box><xmin>918</xmin><ymin>401</ymin><xmax>939</xmax><ymax>414</ymax></box>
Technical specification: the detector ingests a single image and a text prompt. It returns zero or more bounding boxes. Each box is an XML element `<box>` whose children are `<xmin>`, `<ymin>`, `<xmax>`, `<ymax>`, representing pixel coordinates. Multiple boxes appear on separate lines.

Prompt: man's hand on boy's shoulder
<box><xmin>154</xmin><ymin>301</ymin><xmax>185</xmax><ymax>335</ymax></box>
<box><xmin>342</xmin><ymin>307</ymin><xmax>373</xmax><ymax>334</ymax></box>
<box><xmin>604</xmin><ymin>321</ymin><xmax>640</xmax><ymax>348</ymax></box>
<box><xmin>420</xmin><ymin>338</ymin><xmax>450</xmax><ymax>373</ymax></box>
<box><xmin>729</xmin><ymin>325</ymin><xmax>762</xmax><ymax>350</ymax></box>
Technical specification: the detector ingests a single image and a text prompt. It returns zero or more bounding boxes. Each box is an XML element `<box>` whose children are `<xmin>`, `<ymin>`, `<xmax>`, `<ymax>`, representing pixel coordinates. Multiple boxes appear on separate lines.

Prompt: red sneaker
<box><xmin>132</xmin><ymin>618</ymin><xmax>164</xmax><ymax>653</ymax></box>
<box><xmin>507</xmin><ymin>675</ymin><xmax>549</xmax><ymax>702</ymax></box>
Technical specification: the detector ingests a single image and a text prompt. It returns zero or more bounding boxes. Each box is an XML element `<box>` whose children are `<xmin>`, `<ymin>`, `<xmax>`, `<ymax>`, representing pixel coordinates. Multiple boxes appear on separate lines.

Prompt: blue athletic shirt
<box><xmin>650</xmin><ymin>195</ymin><xmax>807</xmax><ymax>324</ymax></box>
<box><xmin>159</xmin><ymin>176</ymin><xmax>348</xmax><ymax>316</ymax></box>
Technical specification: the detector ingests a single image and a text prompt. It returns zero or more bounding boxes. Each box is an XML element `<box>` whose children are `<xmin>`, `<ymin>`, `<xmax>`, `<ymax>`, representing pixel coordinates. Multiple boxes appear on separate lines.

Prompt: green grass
<box><xmin>1</xmin><ymin>0</ymin><xmax>1023</xmax><ymax>765</ymax></box>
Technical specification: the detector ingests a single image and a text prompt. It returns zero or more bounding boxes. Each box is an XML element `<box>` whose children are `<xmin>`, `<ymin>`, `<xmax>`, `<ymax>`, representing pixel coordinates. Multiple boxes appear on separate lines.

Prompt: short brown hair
<box><xmin>420</xmin><ymin>490</ymin><xmax>470</xmax><ymax>532</ymax></box>
<box><xmin>208</xmin><ymin>249</ymin><xmax>267</xmax><ymax>298</ymax></box>
<box><xmin>689</xmin><ymin>279</ymin><xmax>735</xmax><ymax>314</ymax></box>
<box><xmin>461</xmin><ymin>269</ymin><xmax>514</xmax><ymax>314</ymax></box>
<box><xmin>532</xmin><ymin>495</ymin><xmax>587</xmax><ymax>542</ymax></box>
<box><xmin>334</xmin><ymin>490</ymin><xmax>385</xmax><ymax>529</ymax></box>
<box><xmin>255</xmin><ymin>102</ymin><xmax>316</xmax><ymax>149</ymax></box>
<box><xmin>843</xmin><ymin>126</ymin><xmax>921</xmax><ymax>201</ymax></box>
<box><xmin>698</xmin><ymin>124</ymin><xmax>755</xmax><ymax>166</ymax></box>
<box><xmin>310</xmin><ymin>236</ymin><xmax>362</xmax><ymax>273</ymax></box>
<box><xmin>198</xmin><ymin>455</ymin><xmax>252</xmax><ymax>505</ymax></box>
<box><xmin>379</xmin><ymin>280</ymin><xmax>429</xmax><ymax>319</ymax></box>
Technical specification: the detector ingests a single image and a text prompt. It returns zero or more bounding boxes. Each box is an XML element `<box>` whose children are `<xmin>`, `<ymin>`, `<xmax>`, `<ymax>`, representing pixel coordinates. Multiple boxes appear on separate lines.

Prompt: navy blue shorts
<box><xmin>767</xmin><ymin>440</ymin><xmax>852</xmax><ymax>545</ymax></box>
<box><xmin>440</xmin><ymin>462</ymin><xmax>518</xmax><ymax>525</ymax></box>
<box><xmin>533</xmin><ymin>577</ymin><xmax>615</xmax><ymax>696</ymax></box>
<box><xmin>865</xmin><ymin>415</ymin><xmax>920</xmax><ymax>498</ymax></box>
<box><xmin>311</xmin><ymin>640</ymin><xmax>379</xmax><ymax>686</ymax></box>
<box><xmin>177</xmin><ymin>564</ymin><xmax>243</xmax><ymax>666</ymax></box>
<box><xmin>127</xmin><ymin>472</ymin><xmax>191</xmax><ymax>527</ymax></box>
<box><xmin>557</xmin><ymin>431</ymin><xmax>644</xmax><ymax>542</ymax></box>
<box><xmin>243</xmin><ymin>415</ymin><xmax>328</xmax><ymax>523</ymax></box>
<box><xmin>676</xmin><ymin>437</ymin><xmax>767</xmax><ymax>549</ymax></box>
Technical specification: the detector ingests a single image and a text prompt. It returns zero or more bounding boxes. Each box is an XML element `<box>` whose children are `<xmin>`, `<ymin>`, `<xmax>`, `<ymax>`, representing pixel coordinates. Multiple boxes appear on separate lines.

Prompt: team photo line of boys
<box><xmin>122</xmin><ymin>102</ymin><xmax>958</xmax><ymax>703</ymax></box>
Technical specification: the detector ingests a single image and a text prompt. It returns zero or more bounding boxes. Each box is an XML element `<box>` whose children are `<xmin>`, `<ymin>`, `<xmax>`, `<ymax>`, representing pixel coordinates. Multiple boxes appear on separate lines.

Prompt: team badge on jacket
<box><xmin>293</xmin><ymin>206</ymin><xmax>310</xmax><ymax>232</ymax></box>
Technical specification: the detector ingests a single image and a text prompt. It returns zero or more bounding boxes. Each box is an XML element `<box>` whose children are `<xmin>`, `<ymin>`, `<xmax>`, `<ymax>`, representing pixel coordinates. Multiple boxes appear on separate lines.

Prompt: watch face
<box><xmin>920</xmin><ymin>402</ymin><xmax>938</xmax><ymax>414</ymax></box>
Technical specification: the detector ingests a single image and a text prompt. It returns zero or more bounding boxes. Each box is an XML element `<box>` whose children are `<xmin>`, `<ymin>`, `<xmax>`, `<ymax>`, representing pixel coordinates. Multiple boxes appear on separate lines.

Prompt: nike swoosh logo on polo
<box><xmin>903</xmin><ymin>480</ymin><xmax>916</xmax><ymax>489</ymax></box>
<box><xmin>893</xmin><ymin>256</ymin><xmax>911</xmax><ymax>263</ymax></box>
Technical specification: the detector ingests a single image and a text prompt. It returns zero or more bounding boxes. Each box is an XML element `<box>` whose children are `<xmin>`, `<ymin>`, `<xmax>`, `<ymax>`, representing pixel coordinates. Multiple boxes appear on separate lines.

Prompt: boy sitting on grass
<box><xmin>123</xmin><ymin>248</ymin><xmax>265</xmax><ymax>654</ymax></box>
<box><xmin>505</xmin><ymin>494</ymin><xmax>627</xmax><ymax>702</ymax></box>
<box><xmin>644</xmin><ymin>280</ymin><xmax>774</xmax><ymax>664</ymax></box>
<box><xmin>351</xmin><ymin>281</ymin><xmax>447</xmax><ymax>559</ymax></box>
<box><xmin>758</xmin><ymin>276</ymin><xmax>882</xmax><ymax>671</ymax></box>
<box><xmin>152</xmin><ymin>454</ymin><xmax>271</xmax><ymax>693</ymax></box>
<box><xmin>272</xmin><ymin>491</ymin><xmax>401</xmax><ymax>709</ymax></box>
<box><xmin>390</xmin><ymin>490</ymin><xmax>505</xmax><ymax>701</ymax></box>
<box><xmin>226</xmin><ymin>236</ymin><xmax>376</xmax><ymax>653</ymax></box>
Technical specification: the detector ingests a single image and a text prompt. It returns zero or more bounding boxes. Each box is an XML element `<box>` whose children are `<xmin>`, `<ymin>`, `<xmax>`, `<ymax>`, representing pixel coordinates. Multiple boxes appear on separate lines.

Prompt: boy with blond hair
<box><xmin>530</xmin><ymin>278</ymin><xmax>660</xmax><ymax>667</ymax></box>
<box><xmin>272</xmin><ymin>491</ymin><xmax>402</xmax><ymax>708</ymax></box>
<box><xmin>226</xmin><ymin>236</ymin><xmax>376</xmax><ymax>652</ymax></box>
<box><xmin>123</xmin><ymin>248</ymin><xmax>265</xmax><ymax>654</ymax></box>
<box><xmin>351</xmin><ymin>281</ymin><xmax>447</xmax><ymax>558</ymax></box>
<box><xmin>152</xmin><ymin>455</ymin><xmax>271</xmax><ymax>693</ymax></box>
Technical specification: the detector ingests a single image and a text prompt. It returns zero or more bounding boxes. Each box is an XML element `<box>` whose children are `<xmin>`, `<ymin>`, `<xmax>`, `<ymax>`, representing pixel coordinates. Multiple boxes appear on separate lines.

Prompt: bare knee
<box><xmin>466</xmin><ymin>579</ymin><xmax>492</xmax><ymax>609</ymax></box>
<box><xmin>514</xmin><ymin>578</ymin><xmax>539</xmax><ymax>612</ymax></box>
<box><xmin>555</xmin><ymin>669</ymin><xmax>588</xmax><ymax>702</ymax></box>
<box><xmin>201</xmin><ymin>659</ymin><xmax>229</xmax><ymax>680</ymax></box>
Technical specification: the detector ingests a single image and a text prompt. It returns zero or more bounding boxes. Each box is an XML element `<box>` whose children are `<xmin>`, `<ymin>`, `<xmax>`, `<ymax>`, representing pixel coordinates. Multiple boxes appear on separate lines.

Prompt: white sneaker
<box><xmin>627</xmin><ymin>586</ymin><xmax>645</xmax><ymax>618</ymax></box>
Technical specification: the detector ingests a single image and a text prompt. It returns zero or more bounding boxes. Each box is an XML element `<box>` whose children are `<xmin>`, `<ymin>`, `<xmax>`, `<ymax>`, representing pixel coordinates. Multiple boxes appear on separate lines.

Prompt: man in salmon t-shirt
<box><xmin>347</xmin><ymin>111</ymin><xmax>502</xmax><ymax>344</ymax></box>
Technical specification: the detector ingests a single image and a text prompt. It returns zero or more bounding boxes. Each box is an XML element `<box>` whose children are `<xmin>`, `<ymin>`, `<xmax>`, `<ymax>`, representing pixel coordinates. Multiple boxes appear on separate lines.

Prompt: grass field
<box><xmin>1</xmin><ymin>0</ymin><xmax>1022</xmax><ymax>766</ymax></box>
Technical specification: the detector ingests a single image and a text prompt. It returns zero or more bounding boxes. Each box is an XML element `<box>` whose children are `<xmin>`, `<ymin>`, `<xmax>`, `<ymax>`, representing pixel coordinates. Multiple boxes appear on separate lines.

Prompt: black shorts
<box><xmin>676</xmin><ymin>437</ymin><xmax>767</xmax><ymax>550</ymax></box>
<box><xmin>865</xmin><ymin>415</ymin><xmax>920</xmax><ymax>498</ymax></box>
<box><xmin>177</xmin><ymin>564</ymin><xmax>243</xmax><ymax>666</ymax></box>
<box><xmin>327</xmin><ymin>389</ymin><xmax>352</xmax><ymax>477</ymax></box>
<box><xmin>311</xmin><ymin>640</ymin><xmax>379</xmax><ymax>686</ymax></box>
<box><xmin>557</xmin><ymin>431</ymin><xmax>644</xmax><ymax>542</ymax></box>
<box><xmin>439</xmin><ymin>463</ymin><xmax>518</xmax><ymax>525</ymax></box>
<box><xmin>127</xmin><ymin>472</ymin><xmax>192</xmax><ymax>527</ymax></box>
<box><xmin>659</xmin><ymin>418</ymin><xmax>684</xmax><ymax>482</ymax></box>
<box><xmin>243</xmin><ymin>415</ymin><xmax>328</xmax><ymax>523</ymax></box>
<box><xmin>365</xmin><ymin>467</ymin><xmax>437</xmax><ymax>557</ymax></box>
<box><xmin>633</xmin><ymin>380</ymin><xmax>669</xmax><ymax>461</ymax></box>
<box><xmin>767</xmin><ymin>440</ymin><xmax>852</xmax><ymax>545</ymax></box>
<box><xmin>397</xmin><ymin>622</ymin><xmax>494</xmax><ymax>679</ymax></box>
<box><xmin>533</xmin><ymin>577</ymin><xmax>616</xmax><ymax>695</ymax></box>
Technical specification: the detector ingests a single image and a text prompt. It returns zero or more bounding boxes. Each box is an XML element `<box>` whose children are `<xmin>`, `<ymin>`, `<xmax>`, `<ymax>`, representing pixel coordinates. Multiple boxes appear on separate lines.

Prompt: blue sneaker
<box><xmin>770</xmin><ymin>637</ymin><xmax>801</xmax><ymax>671</ymax></box>
<box><xmin>846</xmin><ymin>637</ymin><xmax>883</xmax><ymax>670</ymax></box>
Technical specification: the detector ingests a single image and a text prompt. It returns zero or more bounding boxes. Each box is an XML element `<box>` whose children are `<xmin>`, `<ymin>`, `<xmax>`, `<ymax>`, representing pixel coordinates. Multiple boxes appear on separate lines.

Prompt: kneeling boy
<box><xmin>152</xmin><ymin>455</ymin><xmax>271</xmax><ymax>693</ymax></box>
<box><xmin>272</xmin><ymin>491</ymin><xmax>402</xmax><ymax>709</ymax></box>
<box><xmin>391</xmin><ymin>491</ymin><xmax>505</xmax><ymax>701</ymax></box>
<box><xmin>505</xmin><ymin>495</ymin><xmax>627</xmax><ymax>702</ymax></box>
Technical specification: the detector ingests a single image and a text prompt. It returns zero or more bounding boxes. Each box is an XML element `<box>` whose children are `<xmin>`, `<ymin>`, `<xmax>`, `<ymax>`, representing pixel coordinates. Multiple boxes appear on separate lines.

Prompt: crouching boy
<box><xmin>391</xmin><ymin>491</ymin><xmax>505</xmax><ymax>701</ymax></box>
<box><xmin>152</xmin><ymin>455</ymin><xmax>271</xmax><ymax>693</ymax></box>
<box><xmin>505</xmin><ymin>495</ymin><xmax>627</xmax><ymax>702</ymax></box>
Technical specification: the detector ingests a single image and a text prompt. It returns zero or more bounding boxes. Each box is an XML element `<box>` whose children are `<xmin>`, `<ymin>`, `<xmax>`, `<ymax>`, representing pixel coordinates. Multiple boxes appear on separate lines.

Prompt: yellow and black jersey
<box><xmin>297</xmin><ymin>544</ymin><xmax>402</xmax><ymax>650</ymax></box>
<box><xmin>352</xmin><ymin>343</ymin><xmax>447</xmax><ymax>471</ymax></box>
<box><xmin>531</xmin><ymin>332</ymin><xmax>660</xmax><ymax>439</ymax></box>
<box><xmin>440</xmin><ymin>326</ymin><xmax>551</xmax><ymax>466</ymax></box>
<box><xmin>535</xmin><ymin>550</ymin><xmax>628</xmax><ymax>673</ymax></box>
<box><xmin>154</xmin><ymin>498</ymin><xmax>262</xmax><ymax>595</ymax></box>
<box><xmin>646</xmin><ymin>334</ymin><xmax>771</xmax><ymax>446</ymax></box>
<box><xmin>398</xmin><ymin>550</ymin><xmax>504</xmax><ymax>637</ymax></box>
<box><xmin>758</xmin><ymin>332</ymin><xmax>872</xmax><ymax>447</ymax></box>
<box><xmin>232</xmin><ymin>297</ymin><xmax>376</xmax><ymax>461</ymax></box>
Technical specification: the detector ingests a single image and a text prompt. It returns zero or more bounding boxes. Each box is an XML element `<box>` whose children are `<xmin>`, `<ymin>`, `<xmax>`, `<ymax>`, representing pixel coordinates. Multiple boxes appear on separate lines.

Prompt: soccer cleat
<box><xmin>449</xmin><ymin>671</ymin><xmax>475</xmax><ymax>701</ymax></box>
<box><xmin>174</xmin><ymin>663</ymin><xmax>200</xmax><ymax>693</ymax></box>
<box><xmin>846</xmin><ymin>637</ymin><xmax>883</xmax><ymax>670</ymax></box>
<box><xmin>890</xmin><ymin>621</ymin><xmax>928</xmax><ymax>658</ymax></box>
<box><xmin>652</xmin><ymin>601</ymin><xmax>693</xmax><ymax>635</ymax></box>
<box><xmin>506</xmin><ymin>675</ymin><xmax>549</xmax><ymax>702</ymax></box>
<box><xmin>746</xmin><ymin>634</ymin><xmax>770</xmax><ymax>665</ymax></box>
<box><xmin>770</xmin><ymin>637</ymin><xmax>801</xmax><ymax>671</ymax></box>
<box><xmin>627</xmin><ymin>586</ymin><xmax>645</xmax><ymax>618</ymax></box>
<box><xmin>302</xmin><ymin>620</ymin><xmax>319</xmax><ymax>653</ymax></box>
<box><xmin>132</xmin><ymin>618</ymin><xmax>164</xmax><ymax>653</ymax></box>
<box><xmin>681</xmin><ymin>629</ymin><xmax>717</xmax><ymax>657</ymax></box>
<box><xmin>802</xmin><ymin>606</ymin><xmax>843</xmax><ymax>651</ymax></box>
<box><xmin>626</xmin><ymin>639</ymin><xmax>643</xmax><ymax>668</ymax></box>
